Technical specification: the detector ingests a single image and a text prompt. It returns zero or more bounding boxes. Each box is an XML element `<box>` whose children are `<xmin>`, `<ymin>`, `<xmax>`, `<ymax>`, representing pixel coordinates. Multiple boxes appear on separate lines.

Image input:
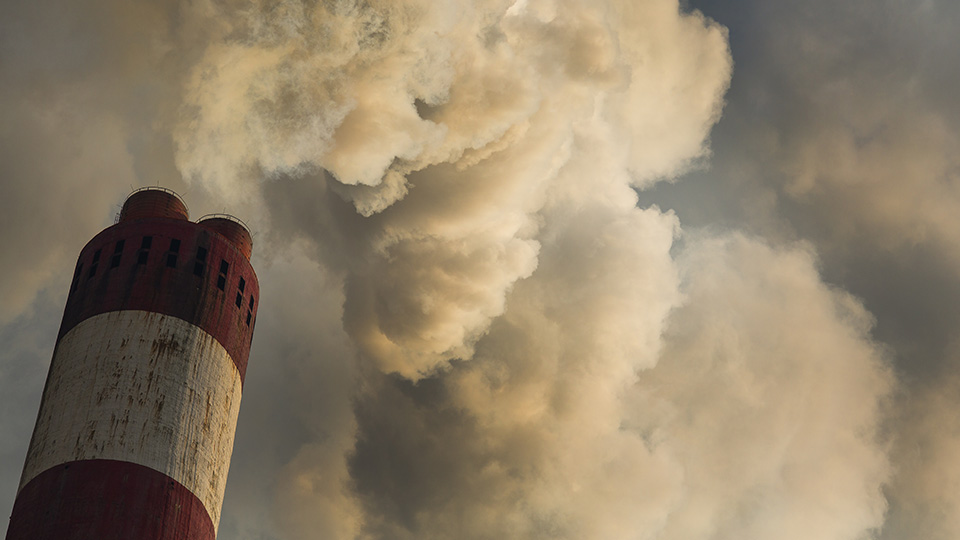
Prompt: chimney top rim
<box><xmin>197</xmin><ymin>213</ymin><xmax>250</xmax><ymax>234</ymax></box>
<box><xmin>125</xmin><ymin>186</ymin><xmax>189</xmax><ymax>214</ymax></box>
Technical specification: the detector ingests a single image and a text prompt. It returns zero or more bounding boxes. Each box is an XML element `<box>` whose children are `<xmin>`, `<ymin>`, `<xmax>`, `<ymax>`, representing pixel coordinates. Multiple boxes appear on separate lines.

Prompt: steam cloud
<box><xmin>175</xmin><ymin>0</ymin><xmax>731</xmax><ymax>380</ymax></box>
<box><xmin>0</xmin><ymin>0</ymin><xmax>947</xmax><ymax>539</ymax></box>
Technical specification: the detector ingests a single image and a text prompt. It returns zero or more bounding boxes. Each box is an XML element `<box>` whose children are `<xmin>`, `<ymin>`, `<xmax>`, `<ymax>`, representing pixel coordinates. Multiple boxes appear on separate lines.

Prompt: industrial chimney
<box><xmin>6</xmin><ymin>188</ymin><xmax>258</xmax><ymax>540</ymax></box>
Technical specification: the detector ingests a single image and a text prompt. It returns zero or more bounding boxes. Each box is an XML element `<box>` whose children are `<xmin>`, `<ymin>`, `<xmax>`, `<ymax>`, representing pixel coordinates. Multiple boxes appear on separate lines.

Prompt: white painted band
<box><xmin>20</xmin><ymin>310</ymin><xmax>243</xmax><ymax>529</ymax></box>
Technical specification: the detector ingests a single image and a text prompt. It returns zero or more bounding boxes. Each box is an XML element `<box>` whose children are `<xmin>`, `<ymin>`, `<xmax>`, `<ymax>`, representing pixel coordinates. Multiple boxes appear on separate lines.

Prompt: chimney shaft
<box><xmin>6</xmin><ymin>188</ymin><xmax>259</xmax><ymax>540</ymax></box>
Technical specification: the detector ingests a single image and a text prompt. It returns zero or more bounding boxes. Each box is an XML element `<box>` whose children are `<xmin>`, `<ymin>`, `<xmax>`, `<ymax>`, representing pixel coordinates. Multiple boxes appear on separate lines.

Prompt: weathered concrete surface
<box><xmin>20</xmin><ymin>310</ymin><xmax>242</xmax><ymax>529</ymax></box>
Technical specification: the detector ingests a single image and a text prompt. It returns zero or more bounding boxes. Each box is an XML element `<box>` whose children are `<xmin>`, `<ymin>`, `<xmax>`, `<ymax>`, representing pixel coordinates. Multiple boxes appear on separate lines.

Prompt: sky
<box><xmin>1</xmin><ymin>0</ymin><xmax>959</xmax><ymax>539</ymax></box>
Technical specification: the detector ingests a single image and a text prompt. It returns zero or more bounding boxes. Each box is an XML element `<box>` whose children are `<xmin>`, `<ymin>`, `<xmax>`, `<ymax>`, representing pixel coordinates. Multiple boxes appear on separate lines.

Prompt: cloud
<box><xmin>882</xmin><ymin>368</ymin><xmax>960</xmax><ymax>540</ymax></box>
<box><xmin>645</xmin><ymin>1</ymin><xmax>960</xmax><ymax>537</ymax></box>
<box><xmin>636</xmin><ymin>234</ymin><xmax>892</xmax><ymax>540</ymax></box>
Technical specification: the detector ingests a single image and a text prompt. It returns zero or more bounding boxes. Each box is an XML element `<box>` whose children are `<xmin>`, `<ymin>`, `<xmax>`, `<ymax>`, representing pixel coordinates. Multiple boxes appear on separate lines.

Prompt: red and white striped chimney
<box><xmin>6</xmin><ymin>188</ymin><xmax>259</xmax><ymax>540</ymax></box>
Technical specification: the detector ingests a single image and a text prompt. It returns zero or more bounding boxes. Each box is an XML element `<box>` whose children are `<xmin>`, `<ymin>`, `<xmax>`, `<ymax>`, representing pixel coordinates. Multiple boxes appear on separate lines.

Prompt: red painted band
<box><xmin>6</xmin><ymin>459</ymin><xmax>215</xmax><ymax>540</ymax></box>
<box><xmin>59</xmin><ymin>217</ymin><xmax>258</xmax><ymax>382</ymax></box>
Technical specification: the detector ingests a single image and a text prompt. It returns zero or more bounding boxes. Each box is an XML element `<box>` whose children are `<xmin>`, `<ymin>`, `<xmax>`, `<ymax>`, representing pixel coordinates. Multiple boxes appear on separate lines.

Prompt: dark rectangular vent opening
<box><xmin>110</xmin><ymin>240</ymin><xmax>124</xmax><ymax>268</ymax></box>
<box><xmin>164</xmin><ymin>238</ymin><xmax>181</xmax><ymax>268</ymax></box>
<box><xmin>71</xmin><ymin>262</ymin><xmax>83</xmax><ymax>293</ymax></box>
<box><xmin>88</xmin><ymin>249</ymin><xmax>101</xmax><ymax>279</ymax></box>
<box><xmin>109</xmin><ymin>240</ymin><xmax>125</xmax><ymax>269</ymax></box>
<box><xmin>137</xmin><ymin>236</ymin><xmax>152</xmax><ymax>266</ymax></box>
<box><xmin>217</xmin><ymin>259</ymin><xmax>229</xmax><ymax>291</ymax></box>
<box><xmin>193</xmin><ymin>246</ymin><xmax>207</xmax><ymax>277</ymax></box>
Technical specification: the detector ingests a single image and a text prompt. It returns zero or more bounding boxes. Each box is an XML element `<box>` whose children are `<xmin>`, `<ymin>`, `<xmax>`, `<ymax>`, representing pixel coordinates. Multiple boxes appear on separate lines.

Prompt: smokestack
<box><xmin>6</xmin><ymin>188</ymin><xmax>259</xmax><ymax>540</ymax></box>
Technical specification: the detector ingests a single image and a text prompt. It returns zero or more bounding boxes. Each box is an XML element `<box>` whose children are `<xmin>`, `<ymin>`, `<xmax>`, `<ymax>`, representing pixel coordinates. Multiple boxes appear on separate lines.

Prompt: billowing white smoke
<box><xmin>174</xmin><ymin>0</ymin><xmax>731</xmax><ymax>380</ymax></box>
